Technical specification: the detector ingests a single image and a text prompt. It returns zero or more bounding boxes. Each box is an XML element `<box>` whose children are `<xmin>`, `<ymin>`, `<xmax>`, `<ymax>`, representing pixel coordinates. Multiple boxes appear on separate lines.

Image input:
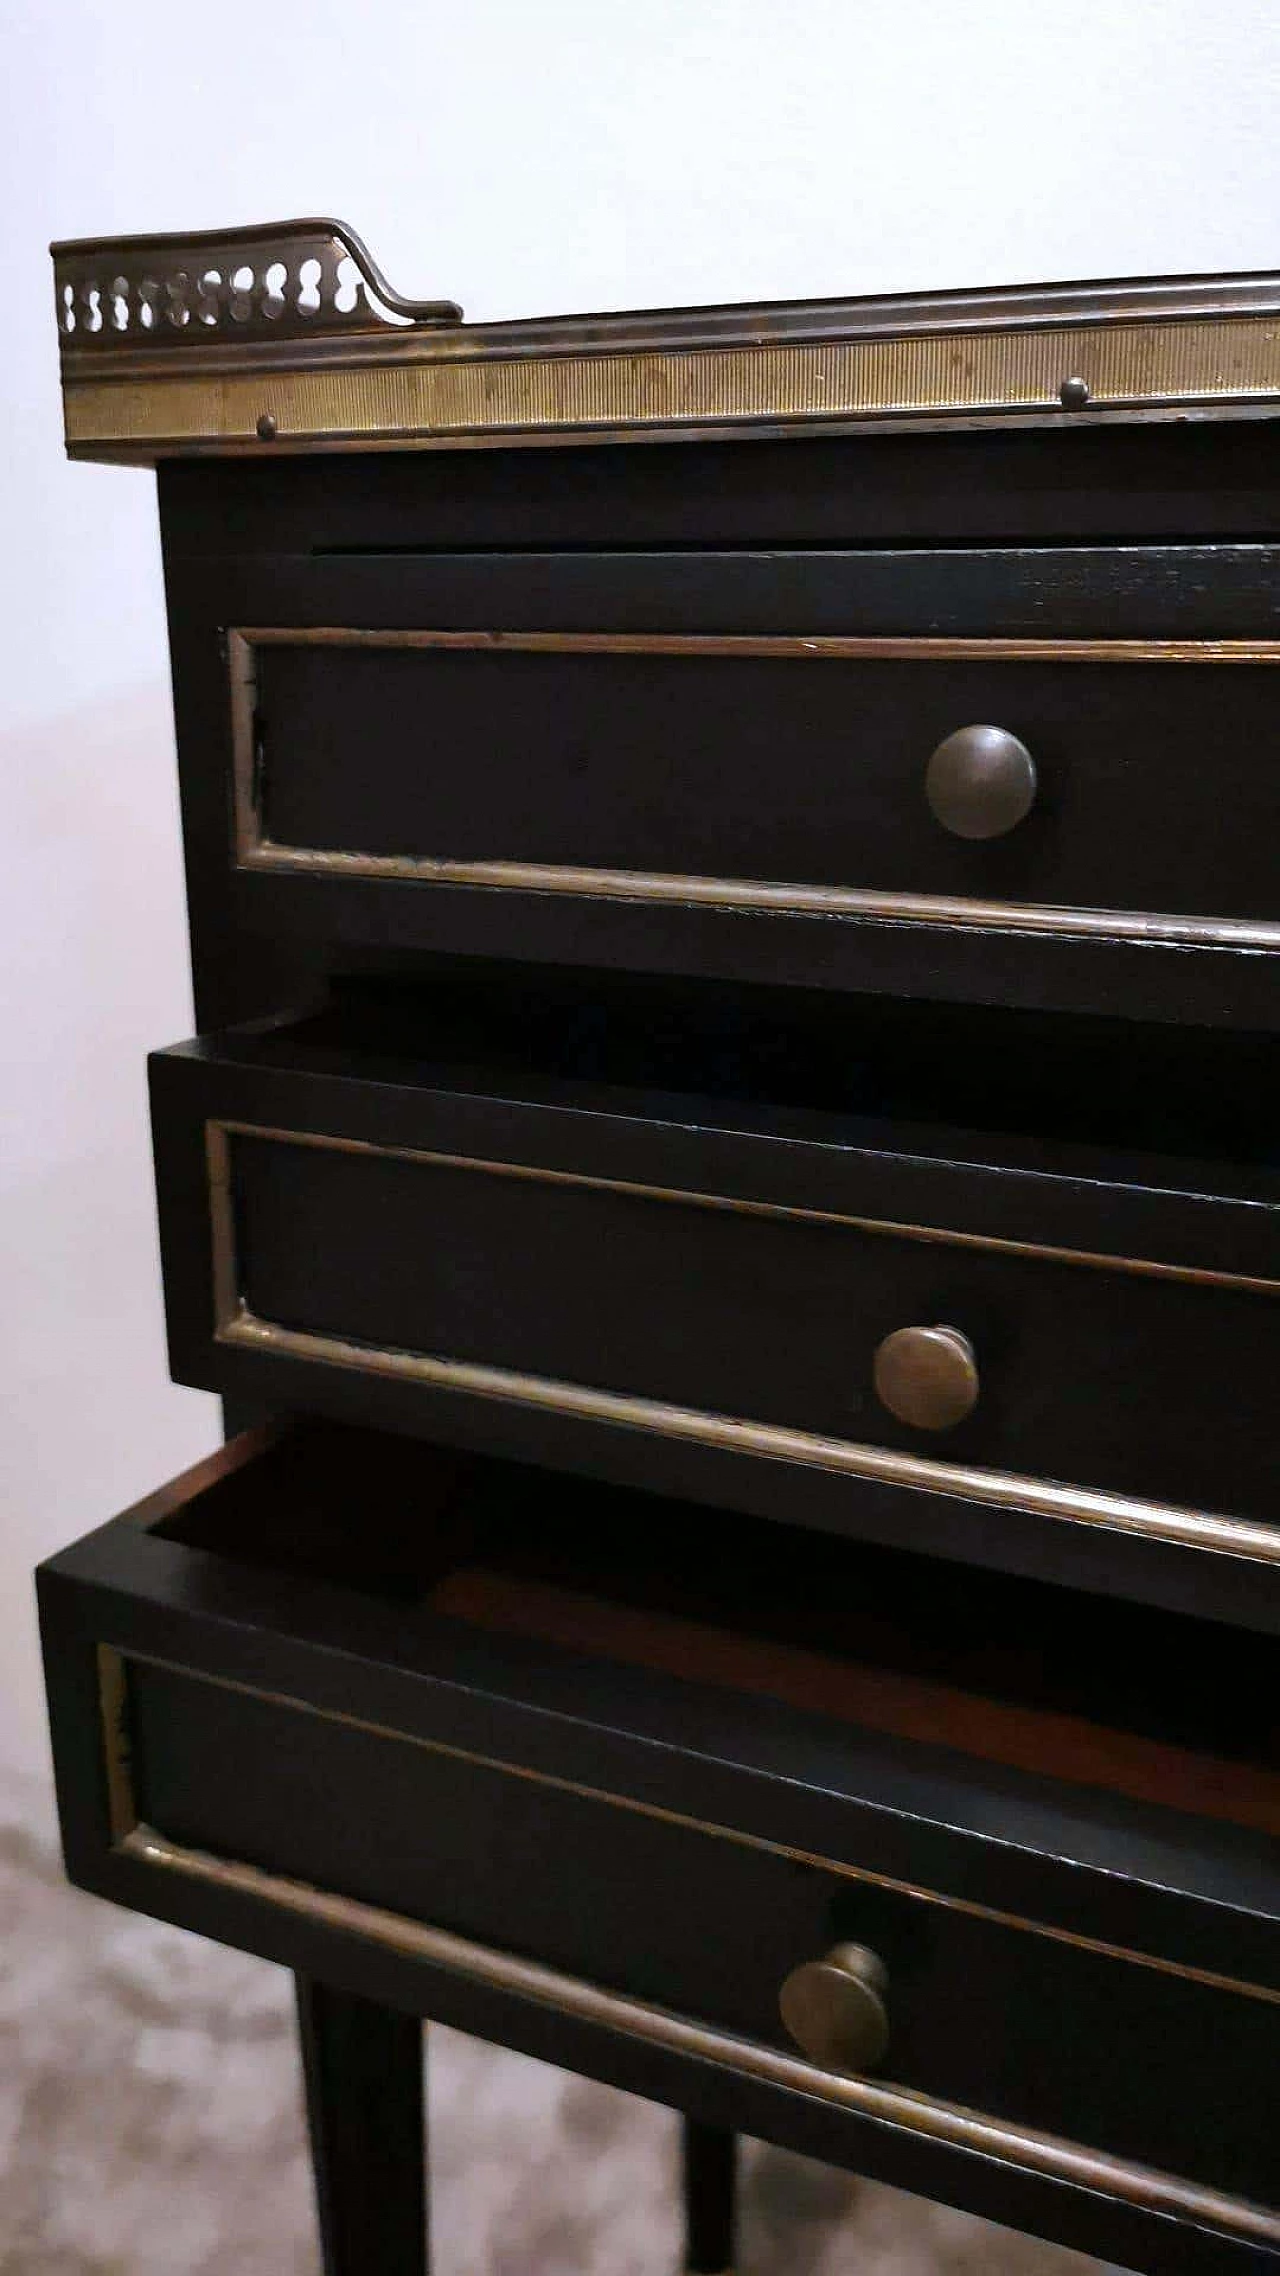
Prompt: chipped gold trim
<box><xmin>61</xmin><ymin>307</ymin><xmax>1280</xmax><ymax>461</ymax></box>
<box><xmin>113</xmin><ymin>1815</ymin><xmax>1280</xmax><ymax>2242</ymax></box>
<box><xmin>203</xmin><ymin>1119</ymin><xmax>1280</xmax><ymax>1567</ymax></box>
<box><xmin>97</xmin><ymin>1644</ymin><xmax>138</xmax><ymax>1844</ymax></box>
<box><xmin>101</xmin><ymin>1645</ymin><xmax>1280</xmax><ymax>2008</ymax></box>
<box><xmin>229</xmin><ymin>630</ymin><xmax>1280</xmax><ymax>950</ymax></box>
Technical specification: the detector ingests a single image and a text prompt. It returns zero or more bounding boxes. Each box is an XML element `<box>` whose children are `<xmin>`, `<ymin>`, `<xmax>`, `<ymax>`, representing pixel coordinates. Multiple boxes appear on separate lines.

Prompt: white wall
<box><xmin>3</xmin><ymin>0</ymin><xmax>1279</xmax><ymax>1778</ymax></box>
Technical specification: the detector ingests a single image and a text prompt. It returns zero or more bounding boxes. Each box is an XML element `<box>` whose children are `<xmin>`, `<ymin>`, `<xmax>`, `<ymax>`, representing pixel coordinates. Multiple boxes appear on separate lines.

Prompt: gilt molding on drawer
<box><xmin>90</xmin><ymin>1648</ymin><xmax>1280</xmax><ymax>2248</ymax></box>
<box><xmin>204</xmin><ymin>1120</ymin><xmax>1280</xmax><ymax>1567</ymax></box>
<box><xmin>227</xmin><ymin>627</ymin><xmax>1280</xmax><ymax>951</ymax></box>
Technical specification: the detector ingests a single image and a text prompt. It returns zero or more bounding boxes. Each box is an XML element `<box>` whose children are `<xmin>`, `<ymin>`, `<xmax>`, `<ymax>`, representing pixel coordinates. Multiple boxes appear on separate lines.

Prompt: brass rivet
<box><xmin>1059</xmin><ymin>375</ymin><xmax>1090</xmax><ymax>411</ymax></box>
<box><xmin>255</xmin><ymin>411</ymin><xmax>278</xmax><ymax>441</ymax></box>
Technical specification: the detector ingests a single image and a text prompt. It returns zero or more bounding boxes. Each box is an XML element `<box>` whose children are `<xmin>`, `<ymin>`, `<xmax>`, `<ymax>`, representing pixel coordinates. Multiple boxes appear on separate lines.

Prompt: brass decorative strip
<box><xmin>60</xmin><ymin>307</ymin><xmax>1280</xmax><ymax>460</ymax></box>
<box><xmin>237</xmin><ymin>629</ymin><xmax>1280</xmax><ymax>663</ymax></box>
<box><xmin>118</xmin><ymin>1821</ymin><xmax>1280</xmax><ymax>2245</ymax></box>
<box><xmin>203</xmin><ymin>1117</ymin><xmax>1280</xmax><ymax>1567</ymax></box>
<box><xmin>101</xmin><ymin>1646</ymin><xmax>1280</xmax><ymax>2007</ymax></box>
<box><xmin>228</xmin><ymin>629</ymin><xmax>1280</xmax><ymax>951</ymax></box>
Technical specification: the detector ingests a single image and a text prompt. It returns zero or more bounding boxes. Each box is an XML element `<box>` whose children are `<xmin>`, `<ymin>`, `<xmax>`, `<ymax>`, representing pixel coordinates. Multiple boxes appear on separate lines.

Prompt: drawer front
<box><xmin>239</xmin><ymin>629</ymin><xmax>1280</xmax><ymax>942</ymax></box>
<box><xmin>214</xmin><ymin>1120</ymin><xmax>1280</xmax><ymax>1533</ymax></box>
<box><xmin>125</xmin><ymin>1653</ymin><xmax>1279</xmax><ymax>2213</ymax></box>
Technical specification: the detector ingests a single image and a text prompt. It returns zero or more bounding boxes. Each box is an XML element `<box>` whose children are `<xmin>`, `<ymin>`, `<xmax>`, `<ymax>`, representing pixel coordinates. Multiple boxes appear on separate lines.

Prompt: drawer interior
<box><xmin>152</xmin><ymin>1422</ymin><xmax>1280</xmax><ymax>1837</ymax></box>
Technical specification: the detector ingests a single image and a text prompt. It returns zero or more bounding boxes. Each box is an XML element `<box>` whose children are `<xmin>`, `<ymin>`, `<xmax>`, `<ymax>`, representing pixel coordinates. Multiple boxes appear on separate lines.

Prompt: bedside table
<box><xmin>43</xmin><ymin>219</ymin><xmax>1280</xmax><ymax>2273</ymax></box>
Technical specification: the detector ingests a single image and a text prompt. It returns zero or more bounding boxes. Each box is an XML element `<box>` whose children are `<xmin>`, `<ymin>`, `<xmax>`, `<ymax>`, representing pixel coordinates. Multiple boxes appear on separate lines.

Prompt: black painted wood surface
<box><xmin>158</xmin><ymin>423</ymin><xmax>1280</xmax><ymax>556</ymax></box>
<box><xmin>682</xmin><ymin>2121</ymin><xmax>736</xmax><ymax>2275</ymax></box>
<box><xmin>296</xmin><ymin>1976</ymin><xmax>428</xmax><ymax>2276</ymax></box>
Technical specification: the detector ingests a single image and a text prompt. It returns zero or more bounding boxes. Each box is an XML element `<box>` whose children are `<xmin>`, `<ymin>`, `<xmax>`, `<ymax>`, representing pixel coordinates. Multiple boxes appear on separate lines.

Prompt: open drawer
<box><xmin>148</xmin><ymin>978</ymin><xmax>1280</xmax><ymax>1629</ymax></box>
<box><xmin>39</xmin><ymin>1421</ymin><xmax>1280</xmax><ymax>2275</ymax></box>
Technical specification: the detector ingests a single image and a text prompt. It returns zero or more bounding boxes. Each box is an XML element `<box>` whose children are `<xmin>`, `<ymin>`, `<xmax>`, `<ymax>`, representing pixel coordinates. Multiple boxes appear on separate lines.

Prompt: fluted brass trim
<box><xmin>96</xmin><ymin>1646</ymin><xmax>1280</xmax><ymax>2004</ymax></box>
<box><xmin>52</xmin><ymin>217</ymin><xmax>461</xmax><ymax>357</ymax></box>
<box><xmin>229</xmin><ymin>629</ymin><xmax>1280</xmax><ymax>950</ymax></box>
<box><xmin>117</xmin><ymin>1820</ymin><xmax>1280</xmax><ymax>2243</ymax></box>
<box><xmin>202</xmin><ymin>1117</ymin><xmax>1280</xmax><ymax>1565</ymax></box>
<box><xmin>60</xmin><ymin>305</ymin><xmax>1280</xmax><ymax>462</ymax></box>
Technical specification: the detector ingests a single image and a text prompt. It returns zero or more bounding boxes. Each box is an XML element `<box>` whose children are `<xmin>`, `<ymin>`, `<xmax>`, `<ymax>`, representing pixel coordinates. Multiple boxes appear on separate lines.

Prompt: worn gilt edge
<box><xmin>60</xmin><ymin>310</ymin><xmax>1280</xmax><ymax>458</ymax></box>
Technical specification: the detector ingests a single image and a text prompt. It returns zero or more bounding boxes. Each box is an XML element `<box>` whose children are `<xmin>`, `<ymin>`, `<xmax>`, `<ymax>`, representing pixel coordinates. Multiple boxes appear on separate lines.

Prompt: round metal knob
<box><xmin>925</xmin><ymin>724</ymin><xmax>1037</xmax><ymax>839</ymax></box>
<box><xmin>780</xmin><ymin>1943</ymin><xmax>890</xmax><ymax>2074</ymax></box>
<box><xmin>873</xmin><ymin>1324</ymin><xmax>979</xmax><ymax>1432</ymax></box>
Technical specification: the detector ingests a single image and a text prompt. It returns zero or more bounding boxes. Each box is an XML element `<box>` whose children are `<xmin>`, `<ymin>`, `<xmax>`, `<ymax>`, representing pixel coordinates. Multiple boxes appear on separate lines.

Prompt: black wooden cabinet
<box><xmin>42</xmin><ymin>220</ymin><xmax>1280</xmax><ymax>2273</ymax></box>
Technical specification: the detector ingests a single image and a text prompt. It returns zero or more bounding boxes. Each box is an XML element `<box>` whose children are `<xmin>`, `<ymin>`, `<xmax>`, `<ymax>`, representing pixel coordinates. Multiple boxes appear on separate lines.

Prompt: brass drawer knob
<box><xmin>926</xmin><ymin>723</ymin><xmax>1037</xmax><ymax>839</ymax></box>
<box><xmin>780</xmin><ymin>1943</ymin><xmax>890</xmax><ymax>2074</ymax></box>
<box><xmin>873</xmin><ymin>1324</ymin><xmax>979</xmax><ymax>1432</ymax></box>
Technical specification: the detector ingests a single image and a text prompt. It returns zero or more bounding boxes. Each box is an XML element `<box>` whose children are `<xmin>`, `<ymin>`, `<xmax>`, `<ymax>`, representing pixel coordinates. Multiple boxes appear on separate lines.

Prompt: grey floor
<box><xmin>0</xmin><ymin>1769</ymin><xmax>1118</xmax><ymax>2276</ymax></box>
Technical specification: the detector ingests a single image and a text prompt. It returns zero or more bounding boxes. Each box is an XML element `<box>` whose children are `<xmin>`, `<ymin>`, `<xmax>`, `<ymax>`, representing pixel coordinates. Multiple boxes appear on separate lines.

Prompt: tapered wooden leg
<box><xmin>682</xmin><ymin>2117</ymin><xmax>737</xmax><ymax>2273</ymax></box>
<box><xmin>295</xmin><ymin>1976</ymin><xmax>428</xmax><ymax>2275</ymax></box>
